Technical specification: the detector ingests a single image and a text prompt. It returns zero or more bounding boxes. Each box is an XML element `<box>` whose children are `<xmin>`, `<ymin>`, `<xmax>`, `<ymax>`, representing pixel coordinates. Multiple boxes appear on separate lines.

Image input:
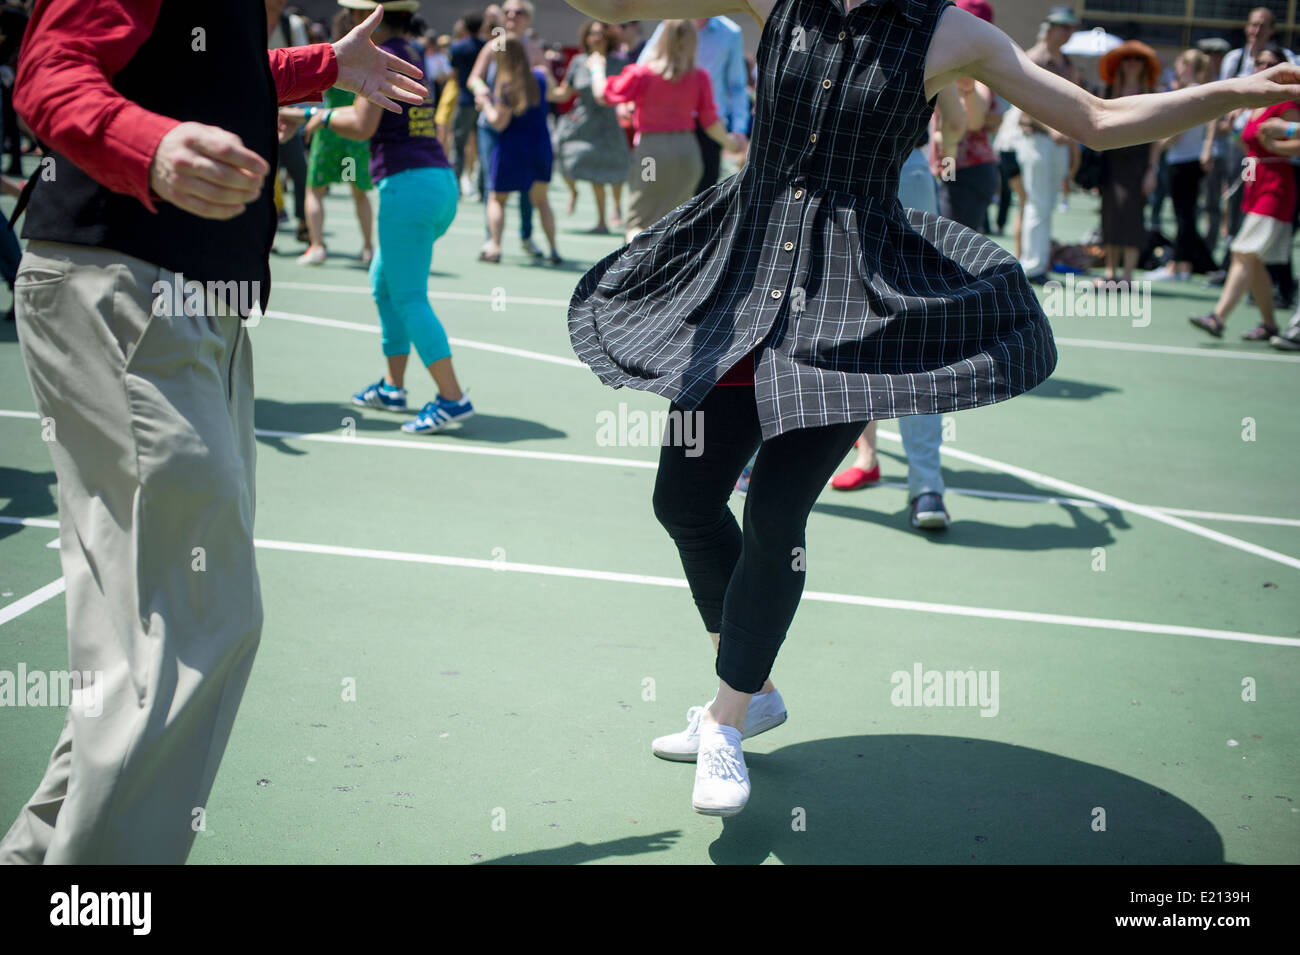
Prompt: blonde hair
<box><xmin>1176</xmin><ymin>49</ymin><xmax>1210</xmax><ymax>84</ymax></box>
<box><xmin>494</xmin><ymin>37</ymin><xmax>538</xmax><ymax>116</ymax></box>
<box><xmin>647</xmin><ymin>19</ymin><xmax>697</xmax><ymax>83</ymax></box>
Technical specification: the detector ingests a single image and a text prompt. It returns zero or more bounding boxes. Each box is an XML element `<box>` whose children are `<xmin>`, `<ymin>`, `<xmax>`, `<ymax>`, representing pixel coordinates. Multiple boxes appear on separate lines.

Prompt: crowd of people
<box><xmin>3</xmin><ymin>0</ymin><xmax>1300</xmax><ymax>855</ymax></box>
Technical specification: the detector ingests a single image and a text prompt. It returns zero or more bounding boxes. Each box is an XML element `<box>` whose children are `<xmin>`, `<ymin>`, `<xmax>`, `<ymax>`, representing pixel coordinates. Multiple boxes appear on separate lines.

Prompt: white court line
<box><xmin>2</xmin><ymin>414</ymin><xmax>1296</xmax><ymax>530</ymax></box>
<box><xmin>0</xmin><ymin>578</ymin><xmax>65</xmax><ymax>627</ymax></box>
<box><xmin>252</xmin><ymin>538</ymin><xmax>1300</xmax><ymax>647</ymax></box>
<box><xmin>263</xmin><ymin>310</ymin><xmax>584</xmax><ymax>367</ymax></box>
<box><xmin>253</xmin><ymin>427</ymin><xmax>656</xmax><ymax>469</ymax></box>
<box><xmin>1</xmin><ymin>516</ymin><xmax>1293</xmax><ymax>646</ymax></box>
<box><xmin>875</xmin><ymin>431</ymin><xmax>1300</xmax><ymax>571</ymax></box>
<box><xmin>267</xmin><ymin>284</ymin><xmax>1300</xmax><ymax>364</ymax></box>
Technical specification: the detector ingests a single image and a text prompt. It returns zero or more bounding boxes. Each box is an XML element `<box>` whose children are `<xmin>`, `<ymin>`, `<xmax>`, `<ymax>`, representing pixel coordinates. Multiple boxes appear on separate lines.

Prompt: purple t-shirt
<box><xmin>369</xmin><ymin>37</ymin><xmax>451</xmax><ymax>182</ymax></box>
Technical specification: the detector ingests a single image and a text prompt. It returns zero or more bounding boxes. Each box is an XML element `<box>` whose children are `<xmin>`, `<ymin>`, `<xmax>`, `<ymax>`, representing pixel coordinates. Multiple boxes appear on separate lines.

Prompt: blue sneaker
<box><xmin>911</xmin><ymin>493</ymin><xmax>950</xmax><ymax>530</ymax></box>
<box><xmin>353</xmin><ymin>378</ymin><xmax>408</xmax><ymax>412</ymax></box>
<box><xmin>401</xmin><ymin>393</ymin><xmax>475</xmax><ymax>434</ymax></box>
<box><xmin>734</xmin><ymin>465</ymin><xmax>752</xmax><ymax>494</ymax></box>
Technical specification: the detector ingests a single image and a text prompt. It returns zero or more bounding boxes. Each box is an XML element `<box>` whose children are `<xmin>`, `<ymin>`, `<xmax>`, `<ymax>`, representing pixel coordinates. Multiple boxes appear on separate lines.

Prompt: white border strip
<box><xmin>2</xmin><ymin>519</ymin><xmax>1292</xmax><ymax>646</ymax></box>
<box><xmin>0</xmin><ymin>578</ymin><xmax>65</xmax><ymax>627</ymax></box>
<box><xmin>251</xmin><ymin>538</ymin><xmax>1300</xmax><ymax>647</ymax></box>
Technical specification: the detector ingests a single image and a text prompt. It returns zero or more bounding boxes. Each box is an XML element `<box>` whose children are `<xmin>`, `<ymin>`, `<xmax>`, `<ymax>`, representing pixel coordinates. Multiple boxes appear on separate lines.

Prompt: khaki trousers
<box><xmin>0</xmin><ymin>240</ymin><xmax>262</xmax><ymax>864</ymax></box>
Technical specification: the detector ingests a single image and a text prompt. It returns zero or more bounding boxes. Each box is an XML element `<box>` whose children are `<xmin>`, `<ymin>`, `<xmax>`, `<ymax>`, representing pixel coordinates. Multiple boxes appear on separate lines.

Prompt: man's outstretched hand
<box><xmin>149</xmin><ymin>122</ymin><xmax>269</xmax><ymax>220</ymax></box>
<box><xmin>333</xmin><ymin>6</ymin><xmax>426</xmax><ymax>112</ymax></box>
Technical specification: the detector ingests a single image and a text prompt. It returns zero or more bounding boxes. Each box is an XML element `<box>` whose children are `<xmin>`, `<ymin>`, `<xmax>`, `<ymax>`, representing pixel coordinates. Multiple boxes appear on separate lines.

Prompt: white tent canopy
<box><xmin>1061</xmin><ymin>27</ymin><xmax>1124</xmax><ymax>57</ymax></box>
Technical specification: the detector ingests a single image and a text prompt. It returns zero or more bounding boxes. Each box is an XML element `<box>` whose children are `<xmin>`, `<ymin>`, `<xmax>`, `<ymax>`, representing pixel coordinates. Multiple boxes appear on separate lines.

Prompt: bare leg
<box><xmin>564</xmin><ymin>176</ymin><xmax>578</xmax><ymax>214</ymax></box>
<box><xmin>591</xmin><ymin>182</ymin><xmax>608</xmax><ymax>230</ymax></box>
<box><xmin>1246</xmin><ymin>256</ymin><xmax>1278</xmax><ymax>330</ymax></box>
<box><xmin>612</xmin><ymin>183</ymin><xmax>624</xmax><ymax>226</ymax></box>
<box><xmin>853</xmin><ymin>420</ymin><xmax>878</xmax><ymax>469</ymax></box>
<box><xmin>304</xmin><ymin>185</ymin><xmax>327</xmax><ymax>254</ymax></box>
<box><xmin>486</xmin><ymin>192</ymin><xmax>508</xmax><ymax>256</ymax></box>
<box><xmin>384</xmin><ymin>354</ymin><xmax>409</xmax><ymax>390</ymax></box>
<box><xmin>1213</xmin><ymin>252</ymin><xmax>1255</xmax><ymax>324</ymax></box>
<box><xmin>530</xmin><ymin>181</ymin><xmax>559</xmax><ymax>256</ymax></box>
<box><xmin>351</xmin><ymin>185</ymin><xmax>374</xmax><ymax>257</ymax></box>
<box><xmin>427</xmin><ymin>357</ymin><xmax>463</xmax><ymax>401</ymax></box>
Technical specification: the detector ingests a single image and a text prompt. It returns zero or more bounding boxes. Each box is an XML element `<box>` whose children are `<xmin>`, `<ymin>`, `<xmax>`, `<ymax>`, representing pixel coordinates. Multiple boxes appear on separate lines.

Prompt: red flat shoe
<box><xmin>831</xmin><ymin>463</ymin><xmax>881</xmax><ymax>490</ymax></box>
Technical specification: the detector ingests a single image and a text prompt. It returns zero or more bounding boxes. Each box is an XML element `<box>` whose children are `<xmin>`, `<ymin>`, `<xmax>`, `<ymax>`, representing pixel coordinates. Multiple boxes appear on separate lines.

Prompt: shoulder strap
<box><xmin>8</xmin><ymin>162</ymin><xmax>40</xmax><ymax>230</ymax></box>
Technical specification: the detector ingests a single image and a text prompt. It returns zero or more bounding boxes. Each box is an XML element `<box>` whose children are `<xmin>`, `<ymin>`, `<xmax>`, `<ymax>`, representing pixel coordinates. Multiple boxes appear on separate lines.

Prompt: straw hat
<box><xmin>339</xmin><ymin>1</ymin><xmax>421</xmax><ymax>12</ymax></box>
<box><xmin>1099</xmin><ymin>40</ymin><xmax>1162</xmax><ymax>89</ymax></box>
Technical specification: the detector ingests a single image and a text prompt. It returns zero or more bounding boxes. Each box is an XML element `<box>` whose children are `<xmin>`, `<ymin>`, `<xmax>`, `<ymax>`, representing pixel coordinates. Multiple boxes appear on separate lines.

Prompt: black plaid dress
<box><xmin>568</xmin><ymin>0</ymin><xmax>1057</xmax><ymax>440</ymax></box>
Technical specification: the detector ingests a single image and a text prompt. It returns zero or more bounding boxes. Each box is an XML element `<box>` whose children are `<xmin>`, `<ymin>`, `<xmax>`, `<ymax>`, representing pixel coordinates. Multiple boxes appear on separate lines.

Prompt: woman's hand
<box><xmin>333</xmin><ymin>7</ymin><xmax>428</xmax><ymax>113</ymax></box>
<box><xmin>304</xmin><ymin>110</ymin><xmax>327</xmax><ymax>142</ymax></box>
<box><xmin>1237</xmin><ymin>63</ymin><xmax>1300</xmax><ymax>109</ymax></box>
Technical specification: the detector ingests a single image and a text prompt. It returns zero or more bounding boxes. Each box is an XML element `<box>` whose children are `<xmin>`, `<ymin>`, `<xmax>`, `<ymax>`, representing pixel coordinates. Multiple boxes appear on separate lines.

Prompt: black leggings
<box><xmin>652</xmin><ymin>385</ymin><xmax>863</xmax><ymax>694</ymax></box>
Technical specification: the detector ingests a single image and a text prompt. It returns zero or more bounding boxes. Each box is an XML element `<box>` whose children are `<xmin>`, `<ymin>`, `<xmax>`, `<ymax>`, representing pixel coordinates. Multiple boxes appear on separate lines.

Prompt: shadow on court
<box><xmin>814</xmin><ymin>461</ymin><xmax>1130</xmax><ymax>550</ymax></box>
<box><xmin>0</xmin><ymin>467</ymin><xmax>56</xmax><ymax>542</ymax></box>
<box><xmin>703</xmin><ymin>735</ymin><xmax>1222</xmax><ymax>865</ymax></box>
<box><xmin>1024</xmin><ymin>377</ymin><xmax>1120</xmax><ymax>401</ymax></box>
<box><xmin>469</xmin><ymin>735</ymin><xmax>1222</xmax><ymax>865</ymax></box>
<box><xmin>252</xmin><ymin>397</ymin><xmax>567</xmax><ymax>455</ymax></box>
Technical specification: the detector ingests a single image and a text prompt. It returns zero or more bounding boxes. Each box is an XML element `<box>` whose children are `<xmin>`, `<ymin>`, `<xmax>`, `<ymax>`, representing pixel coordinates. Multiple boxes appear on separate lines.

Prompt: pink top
<box><xmin>603</xmin><ymin>63</ymin><xmax>720</xmax><ymax>135</ymax></box>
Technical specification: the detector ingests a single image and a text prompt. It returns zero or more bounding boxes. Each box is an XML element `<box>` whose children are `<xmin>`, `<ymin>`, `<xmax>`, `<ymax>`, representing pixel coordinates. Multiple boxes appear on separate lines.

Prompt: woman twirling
<box><xmin>564</xmin><ymin>0</ymin><xmax>1300</xmax><ymax>818</ymax></box>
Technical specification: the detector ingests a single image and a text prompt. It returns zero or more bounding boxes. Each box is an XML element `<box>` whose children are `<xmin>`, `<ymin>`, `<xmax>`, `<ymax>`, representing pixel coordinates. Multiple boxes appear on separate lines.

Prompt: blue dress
<box><xmin>489</xmin><ymin>69</ymin><xmax>554</xmax><ymax>193</ymax></box>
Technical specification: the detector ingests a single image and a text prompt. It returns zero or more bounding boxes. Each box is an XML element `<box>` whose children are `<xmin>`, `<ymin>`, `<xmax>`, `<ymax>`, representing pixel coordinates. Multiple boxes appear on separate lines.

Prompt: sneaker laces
<box><xmin>699</xmin><ymin>735</ymin><xmax>746</xmax><ymax>783</ymax></box>
<box><xmin>683</xmin><ymin>705</ymin><xmax>705</xmax><ymax>737</ymax></box>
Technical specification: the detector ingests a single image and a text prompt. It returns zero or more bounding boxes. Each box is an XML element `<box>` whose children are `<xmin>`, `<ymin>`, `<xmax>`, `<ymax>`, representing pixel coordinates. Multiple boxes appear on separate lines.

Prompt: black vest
<box><xmin>23</xmin><ymin>0</ymin><xmax>279</xmax><ymax>313</ymax></box>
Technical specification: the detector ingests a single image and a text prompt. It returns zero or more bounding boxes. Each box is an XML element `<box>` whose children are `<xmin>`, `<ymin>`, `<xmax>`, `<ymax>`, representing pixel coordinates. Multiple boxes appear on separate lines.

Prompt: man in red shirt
<box><xmin>0</xmin><ymin>0</ymin><xmax>424</xmax><ymax>865</ymax></box>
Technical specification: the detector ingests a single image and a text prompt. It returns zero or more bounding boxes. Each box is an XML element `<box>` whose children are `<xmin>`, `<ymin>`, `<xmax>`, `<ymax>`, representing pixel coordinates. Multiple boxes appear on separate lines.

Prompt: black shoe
<box><xmin>1025</xmin><ymin>272</ymin><xmax>1050</xmax><ymax>285</ymax></box>
<box><xmin>1205</xmin><ymin>269</ymin><xmax>1227</xmax><ymax>287</ymax></box>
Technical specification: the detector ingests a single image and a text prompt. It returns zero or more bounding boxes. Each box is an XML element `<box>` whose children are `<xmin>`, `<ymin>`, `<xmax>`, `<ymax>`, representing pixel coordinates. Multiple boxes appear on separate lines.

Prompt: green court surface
<box><xmin>1</xmin><ymin>179</ymin><xmax>1297</xmax><ymax>865</ymax></box>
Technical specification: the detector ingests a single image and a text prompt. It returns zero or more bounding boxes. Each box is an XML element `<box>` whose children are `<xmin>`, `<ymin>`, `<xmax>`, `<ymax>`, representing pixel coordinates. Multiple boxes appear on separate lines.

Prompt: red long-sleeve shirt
<box><xmin>15</xmin><ymin>0</ymin><xmax>339</xmax><ymax>212</ymax></box>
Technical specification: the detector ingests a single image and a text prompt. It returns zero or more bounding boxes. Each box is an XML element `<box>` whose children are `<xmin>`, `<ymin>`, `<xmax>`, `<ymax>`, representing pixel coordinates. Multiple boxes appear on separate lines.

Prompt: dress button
<box><xmin>822</xmin><ymin>79</ymin><xmax>832</xmax><ymax>90</ymax></box>
<box><xmin>783</xmin><ymin>241</ymin><xmax>794</xmax><ymax>251</ymax></box>
<box><xmin>770</xmin><ymin>289</ymin><xmax>783</xmax><ymax>299</ymax></box>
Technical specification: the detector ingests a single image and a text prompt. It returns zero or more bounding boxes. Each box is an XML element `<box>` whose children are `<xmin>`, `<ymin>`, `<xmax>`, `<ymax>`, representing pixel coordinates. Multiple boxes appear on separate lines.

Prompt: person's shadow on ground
<box><xmin>706</xmin><ymin>735</ymin><xmax>1223</xmax><ymax>865</ymax></box>
<box><xmin>472</xmin><ymin>735</ymin><xmax>1222</xmax><ymax>865</ymax></box>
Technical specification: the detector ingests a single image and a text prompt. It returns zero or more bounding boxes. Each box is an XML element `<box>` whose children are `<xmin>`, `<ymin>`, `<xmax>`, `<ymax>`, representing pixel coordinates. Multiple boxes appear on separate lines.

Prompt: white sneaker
<box><xmin>651</xmin><ymin>689</ymin><xmax>787</xmax><ymax>762</ymax></box>
<box><xmin>693</xmin><ymin>722</ymin><xmax>750</xmax><ymax>816</ymax></box>
<box><xmin>520</xmin><ymin>238</ymin><xmax>545</xmax><ymax>259</ymax></box>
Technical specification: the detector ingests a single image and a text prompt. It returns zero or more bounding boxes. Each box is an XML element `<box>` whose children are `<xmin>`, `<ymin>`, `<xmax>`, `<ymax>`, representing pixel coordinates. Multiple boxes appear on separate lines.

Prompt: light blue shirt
<box><xmin>897</xmin><ymin>148</ymin><xmax>939</xmax><ymax>215</ymax></box>
<box><xmin>639</xmin><ymin>17</ymin><xmax>751</xmax><ymax>135</ymax></box>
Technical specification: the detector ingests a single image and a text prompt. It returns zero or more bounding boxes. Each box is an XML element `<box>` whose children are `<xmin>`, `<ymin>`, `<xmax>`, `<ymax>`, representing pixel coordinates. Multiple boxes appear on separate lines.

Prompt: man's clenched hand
<box><xmin>149</xmin><ymin>122</ymin><xmax>269</xmax><ymax>220</ymax></box>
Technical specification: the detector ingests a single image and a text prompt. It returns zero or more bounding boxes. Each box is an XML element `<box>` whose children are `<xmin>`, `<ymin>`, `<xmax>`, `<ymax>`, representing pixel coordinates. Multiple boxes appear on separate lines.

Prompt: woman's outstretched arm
<box><xmin>925</xmin><ymin>6</ymin><xmax>1300</xmax><ymax>151</ymax></box>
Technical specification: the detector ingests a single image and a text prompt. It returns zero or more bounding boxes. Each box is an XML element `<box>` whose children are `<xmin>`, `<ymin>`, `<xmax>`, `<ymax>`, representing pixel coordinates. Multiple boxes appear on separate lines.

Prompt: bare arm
<box><xmin>927</xmin><ymin>6</ymin><xmax>1300</xmax><ymax>151</ymax></box>
<box><xmin>1255</xmin><ymin>108</ymin><xmax>1300</xmax><ymax>156</ymax></box>
<box><xmin>308</xmin><ymin>96</ymin><xmax>384</xmax><ymax>141</ymax></box>
<box><xmin>934</xmin><ymin>83</ymin><xmax>967</xmax><ymax>161</ymax></box>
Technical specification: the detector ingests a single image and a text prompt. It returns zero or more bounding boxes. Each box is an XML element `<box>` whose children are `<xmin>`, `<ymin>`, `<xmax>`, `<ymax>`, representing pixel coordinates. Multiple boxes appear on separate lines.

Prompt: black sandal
<box><xmin>1242</xmin><ymin>323</ymin><xmax>1280</xmax><ymax>341</ymax></box>
<box><xmin>1189</xmin><ymin>314</ymin><xmax>1224</xmax><ymax>338</ymax></box>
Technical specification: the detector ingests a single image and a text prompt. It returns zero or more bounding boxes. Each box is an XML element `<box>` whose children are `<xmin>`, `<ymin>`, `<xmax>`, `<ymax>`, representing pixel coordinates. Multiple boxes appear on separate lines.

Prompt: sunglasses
<box><xmin>505</xmin><ymin>9</ymin><xmax>528</xmax><ymax>16</ymax></box>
